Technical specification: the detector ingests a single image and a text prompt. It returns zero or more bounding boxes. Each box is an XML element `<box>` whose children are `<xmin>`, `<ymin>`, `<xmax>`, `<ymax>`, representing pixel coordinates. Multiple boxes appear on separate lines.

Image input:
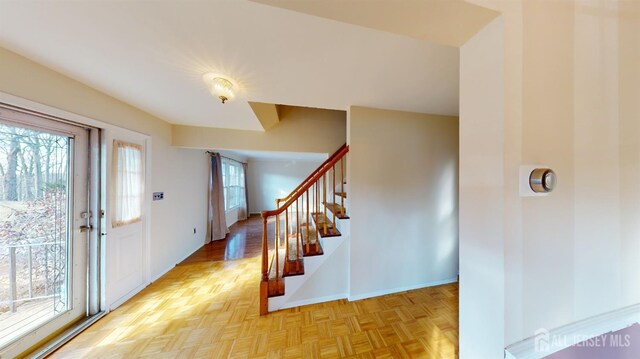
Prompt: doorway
<box><xmin>0</xmin><ymin>105</ymin><xmax>101</xmax><ymax>356</ymax></box>
<box><xmin>104</xmin><ymin>131</ymin><xmax>149</xmax><ymax>310</ymax></box>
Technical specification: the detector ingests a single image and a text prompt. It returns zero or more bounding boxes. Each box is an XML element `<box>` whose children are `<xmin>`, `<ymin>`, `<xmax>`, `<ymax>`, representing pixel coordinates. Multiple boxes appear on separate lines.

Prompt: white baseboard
<box><xmin>109</xmin><ymin>282</ymin><xmax>147</xmax><ymax>311</ymax></box>
<box><xmin>505</xmin><ymin>303</ymin><xmax>640</xmax><ymax>359</ymax></box>
<box><xmin>150</xmin><ymin>264</ymin><xmax>175</xmax><ymax>284</ymax></box>
<box><xmin>149</xmin><ymin>242</ymin><xmax>201</xmax><ymax>283</ymax></box>
<box><xmin>108</xmin><ymin>243</ymin><xmax>200</xmax><ymax>312</ymax></box>
<box><xmin>347</xmin><ymin>277</ymin><xmax>458</xmax><ymax>302</ymax></box>
<box><xmin>280</xmin><ymin>294</ymin><xmax>348</xmax><ymax>310</ymax></box>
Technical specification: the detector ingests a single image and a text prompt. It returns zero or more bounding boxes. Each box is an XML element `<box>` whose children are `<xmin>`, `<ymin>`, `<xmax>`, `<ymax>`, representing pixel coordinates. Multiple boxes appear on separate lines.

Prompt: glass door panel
<box><xmin>0</xmin><ymin>109</ymin><xmax>89</xmax><ymax>356</ymax></box>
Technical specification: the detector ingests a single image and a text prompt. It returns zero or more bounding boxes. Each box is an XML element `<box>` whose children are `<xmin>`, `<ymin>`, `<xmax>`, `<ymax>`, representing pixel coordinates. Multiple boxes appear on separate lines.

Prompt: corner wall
<box><xmin>347</xmin><ymin>106</ymin><xmax>459</xmax><ymax>300</ymax></box>
<box><xmin>459</xmin><ymin>16</ymin><xmax>505</xmax><ymax>359</ymax></box>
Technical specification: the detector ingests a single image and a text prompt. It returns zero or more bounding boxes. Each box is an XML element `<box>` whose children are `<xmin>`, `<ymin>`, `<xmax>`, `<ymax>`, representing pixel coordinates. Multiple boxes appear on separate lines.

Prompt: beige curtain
<box><xmin>237</xmin><ymin>162</ymin><xmax>249</xmax><ymax>221</ymax></box>
<box><xmin>112</xmin><ymin>140</ymin><xmax>143</xmax><ymax>227</ymax></box>
<box><xmin>206</xmin><ymin>153</ymin><xmax>228</xmax><ymax>243</ymax></box>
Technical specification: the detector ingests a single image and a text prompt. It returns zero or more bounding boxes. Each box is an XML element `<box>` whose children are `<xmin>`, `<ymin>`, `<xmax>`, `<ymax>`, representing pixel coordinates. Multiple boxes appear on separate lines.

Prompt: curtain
<box><xmin>237</xmin><ymin>162</ymin><xmax>249</xmax><ymax>221</ymax></box>
<box><xmin>112</xmin><ymin>140</ymin><xmax>143</xmax><ymax>227</ymax></box>
<box><xmin>206</xmin><ymin>153</ymin><xmax>228</xmax><ymax>243</ymax></box>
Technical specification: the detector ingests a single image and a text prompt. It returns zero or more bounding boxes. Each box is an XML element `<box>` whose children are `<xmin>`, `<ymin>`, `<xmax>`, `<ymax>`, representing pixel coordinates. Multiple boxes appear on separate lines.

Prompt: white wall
<box><xmin>460</xmin><ymin>0</ymin><xmax>640</xmax><ymax>355</ymax></box>
<box><xmin>507</xmin><ymin>0</ymin><xmax>640</xmax><ymax>345</ymax></box>
<box><xmin>347</xmin><ymin>106</ymin><xmax>459</xmax><ymax>300</ymax></box>
<box><xmin>247</xmin><ymin>159</ymin><xmax>325</xmax><ymax>213</ymax></box>
<box><xmin>459</xmin><ymin>17</ymin><xmax>505</xmax><ymax>359</ymax></box>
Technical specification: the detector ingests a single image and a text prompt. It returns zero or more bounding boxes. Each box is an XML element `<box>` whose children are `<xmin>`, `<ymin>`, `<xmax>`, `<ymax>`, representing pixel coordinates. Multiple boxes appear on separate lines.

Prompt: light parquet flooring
<box><xmin>50</xmin><ymin>256</ymin><xmax>458</xmax><ymax>358</ymax></box>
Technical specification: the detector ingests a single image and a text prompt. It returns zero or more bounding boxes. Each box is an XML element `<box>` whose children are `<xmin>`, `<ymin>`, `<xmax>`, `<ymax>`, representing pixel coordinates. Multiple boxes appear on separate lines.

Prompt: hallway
<box><xmin>180</xmin><ymin>215</ymin><xmax>270</xmax><ymax>264</ymax></box>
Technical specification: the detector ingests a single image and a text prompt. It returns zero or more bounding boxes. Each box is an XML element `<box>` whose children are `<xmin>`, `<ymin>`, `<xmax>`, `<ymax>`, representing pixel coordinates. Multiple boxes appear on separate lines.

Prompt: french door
<box><xmin>0</xmin><ymin>105</ymin><xmax>99</xmax><ymax>357</ymax></box>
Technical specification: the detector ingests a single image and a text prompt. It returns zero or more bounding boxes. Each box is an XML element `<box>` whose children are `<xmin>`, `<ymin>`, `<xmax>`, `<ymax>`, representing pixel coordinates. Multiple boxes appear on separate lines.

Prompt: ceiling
<box><xmin>251</xmin><ymin>0</ymin><xmax>499</xmax><ymax>47</ymax></box>
<box><xmin>0</xmin><ymin>0</ymin><xmax>463</xmax><ymax>131</ymax></box>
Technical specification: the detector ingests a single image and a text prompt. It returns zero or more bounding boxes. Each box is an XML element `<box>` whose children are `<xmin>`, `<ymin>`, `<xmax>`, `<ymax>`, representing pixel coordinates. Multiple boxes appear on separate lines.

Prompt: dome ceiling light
<box><xmin>203</xmin><ymin>73</ymin><xmax>236</xmax><ymax>104</ymax></box>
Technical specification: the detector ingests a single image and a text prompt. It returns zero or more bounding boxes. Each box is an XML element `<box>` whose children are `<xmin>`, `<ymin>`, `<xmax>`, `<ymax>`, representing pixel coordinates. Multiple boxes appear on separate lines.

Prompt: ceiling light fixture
<box><xmin>203</xmin><ymin>73</ymin><xmax>236</xmax><ymax>104</ymax></box>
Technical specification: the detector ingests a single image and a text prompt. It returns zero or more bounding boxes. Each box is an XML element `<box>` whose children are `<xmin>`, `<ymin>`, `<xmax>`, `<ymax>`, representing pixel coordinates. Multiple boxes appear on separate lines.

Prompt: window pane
<box><xmin>0</xmin><ymin>123</ymin><xmax>71</xmax><ymax>347</ymax></box>
<box><xmin>221</xmin><ymin>159</ymin><xmax>245</xmax><ymax>210</ymax></box>
<box><xmin>113</xmin><ymin>141</ymin><xmax>143</xmax><ymax>227</ymax></box>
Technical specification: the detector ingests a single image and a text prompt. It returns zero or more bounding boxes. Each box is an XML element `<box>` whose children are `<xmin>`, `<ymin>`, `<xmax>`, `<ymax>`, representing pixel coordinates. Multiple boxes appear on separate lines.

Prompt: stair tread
<box><xmin>267</xmin><ymin>277</ymin><xmax>285</xmax><ymax>297</ymax></box>
<box><xmin>267</xmin><ymin>253</ymin><xmax>285</xmax><ymax>297</ymax></box>
<box><xmin>268</xmin><ymin>239</ymin><xmax>303</xmax><ymax>279</ymax></box>
<box><xmin>334</xmin><ymin>192</ymin><xmax>347</xmax><ymax>198</ymax></box>
<box><xmin>323</xmin><ymin>202</ymin><xmax>350</xmax><ymax>219</ymax></box>
<box><xmin>310</xmin><ymin>212</ymin><xmax>335</xmax><ymax>228</ymax></box>
<box><xmin>311</xmin><ymin>213</ymin><xmax>342</xmax><ymax>238</ymax></box>
<box><xmin>303</xmin><ymin>241</ymin><xmax>324</xmax><ymax>256</ymax></box>
<box><xmin>284</xmin><ymin>258</ymin><xmax>305</xmax><ymax>277</ymax></box>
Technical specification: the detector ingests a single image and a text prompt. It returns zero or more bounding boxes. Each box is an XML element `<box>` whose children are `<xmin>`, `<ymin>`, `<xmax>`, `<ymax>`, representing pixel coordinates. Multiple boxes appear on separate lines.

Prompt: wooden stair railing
<box><xmin>260</xmin><ymin>144</ymin><xmax>349</xmax><ymax>315</ymax></box>
<box><xmin>275</xmin><ymin>143</ymin><xmax>347</xmax><ymax>209</ymax></box>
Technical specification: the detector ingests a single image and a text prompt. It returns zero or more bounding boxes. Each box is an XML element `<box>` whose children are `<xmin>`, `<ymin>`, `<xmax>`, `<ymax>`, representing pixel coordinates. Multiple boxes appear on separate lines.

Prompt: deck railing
<box><xmin>3</xmin><ymin>239</ymin><xmax>64</xmax><ymax>313</ymax></box>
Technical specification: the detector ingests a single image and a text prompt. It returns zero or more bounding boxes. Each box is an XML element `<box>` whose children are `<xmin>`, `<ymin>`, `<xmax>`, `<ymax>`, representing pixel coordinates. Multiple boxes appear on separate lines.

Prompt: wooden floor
<box><xmin>50</xmin><ymin>253</ymin><xmax>458</xmax><ymax>358</ymax></box>
<box><xmin>180</xmin><ymin>215</ymin><xmax>268</xmax><ymax>264</ymax></box>
<box><xmin>0</xmin><ymin>298</ymin><xmax>55</xmax><ymax>347</ymax></box>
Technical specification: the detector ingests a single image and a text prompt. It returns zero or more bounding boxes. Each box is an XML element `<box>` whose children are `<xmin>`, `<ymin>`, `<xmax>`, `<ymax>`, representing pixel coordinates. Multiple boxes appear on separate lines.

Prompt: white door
<box><xmin>105</xmin><ymin>132</ymin><xmax>148</xmax><ymax>310</ymax></box>
<box><xmin>0</xmin><ymin>106</ymin><xmax>93</xmax><ymax>357</ymax></box>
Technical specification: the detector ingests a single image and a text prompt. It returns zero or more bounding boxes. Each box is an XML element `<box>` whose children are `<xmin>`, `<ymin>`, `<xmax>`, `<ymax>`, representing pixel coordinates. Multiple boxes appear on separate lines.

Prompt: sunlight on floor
<box><xmin>51</xmin><ymin>256</ymin><xmax>458</xmax><ymax>358</ymax></box>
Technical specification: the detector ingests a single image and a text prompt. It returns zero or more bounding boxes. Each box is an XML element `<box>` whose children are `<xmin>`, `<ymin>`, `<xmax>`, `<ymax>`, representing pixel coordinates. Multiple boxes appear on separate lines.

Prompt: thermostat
<box><xmin>520</xmin><ymin>165</ymin><xmax>556</xmax><ymax>197</ymax></box>
<box><xmin>529</xmin><ymin>168</ymin><xmax>556</xmax><ymax>193</ymax></box>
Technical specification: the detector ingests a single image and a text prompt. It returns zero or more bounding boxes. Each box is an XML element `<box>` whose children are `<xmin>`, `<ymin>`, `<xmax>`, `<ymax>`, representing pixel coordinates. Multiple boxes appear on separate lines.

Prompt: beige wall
<box><xmin>247</xmin><ymin>159</ymin><xmax>325</xmax><ymax>214</ymax></box>
<box><xmin>461</xmin><ymin>0</ymin><xmax>640</xmax><ymax>354</ymax></box>
<box><xmin>0</xmin><ymin>47</ymin><xmax>208</xmax><ymax>282</ymax></box>
<box><xmin>347</xmin><ymin>106</ymin><xmax>459</xmax><ymax>299</ymax></box>
<box><xmin>172</xmin><ymin>106</ymin><xmax>346</xmax><ymax>154</ymax></box>
<box><xmin>459</xmin><ymin>17</ymin><xmax>505</xmax><ymax>359</ymax></box>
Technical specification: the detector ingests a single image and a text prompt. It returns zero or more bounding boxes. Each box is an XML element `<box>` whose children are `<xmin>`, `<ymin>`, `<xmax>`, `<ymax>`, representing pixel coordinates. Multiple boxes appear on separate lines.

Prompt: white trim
<box><xmin>103</xmin><ymin>128</ymin><xmax>151</xmax><ymax>311</ymax></box>
<box><xmin>108</xmin><ymin>282</ymin><xmax>148</xmax><ymax>311</ymax></box>
<box><xmin>0</xmin><ymin>99</ymin><xmax>94</xmax><ymax>358</ymax></box>
<box><xmin>0</xmin><ymin>91</ymin><xmax>154</xmax><ymax>316</ymax></box>
<box><xmin>279</xmin><ymin>294</ymin><xmax>348</xmax><ymax>310</ymax></box>
<box><xmin>347</xmin><ymin>277</ymin><xmax>458</xmax><ymax>302</ymax></box>
<box><xmin>149</xmin><ymin>245</ymin><xmax>200</xmax><ymax>284</ymax></box>
<box><xmin>150</xmin><ymin>265</ymin><xmax>175</xmax><ymax>284</ymax></box>
<box><xmin>143</xmin><ymin>137</ymin><xmax>152</xmax><ymax>285</ymax></box>
<box><xmin>31</xmin><ymin>312</ymin><xmax>107</xmax><ymax>359</ymax></box>
<box><xmin>0</xmin><ymin>92</ymin><xmax>151</xmax><ymax>136</ymax></box>
<box><xmin>505</xmin><ymin>303</ymin><xmax>640</xmax><ymax>359</ymax></box>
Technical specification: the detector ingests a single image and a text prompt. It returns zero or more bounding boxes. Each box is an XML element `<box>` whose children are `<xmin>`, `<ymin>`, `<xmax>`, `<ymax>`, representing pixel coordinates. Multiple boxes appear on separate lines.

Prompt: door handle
<box><xmin>80</xmin><ymin>225</ymin><xmax>94</xmax><ymax>233</ymax></box>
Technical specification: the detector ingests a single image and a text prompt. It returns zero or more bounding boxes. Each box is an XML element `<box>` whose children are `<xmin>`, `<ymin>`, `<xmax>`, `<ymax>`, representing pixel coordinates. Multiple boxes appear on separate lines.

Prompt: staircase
<box><xmin>260</xmin><ymin>144</ymin><xmax>349</xmax><ymax>315</ymax></box>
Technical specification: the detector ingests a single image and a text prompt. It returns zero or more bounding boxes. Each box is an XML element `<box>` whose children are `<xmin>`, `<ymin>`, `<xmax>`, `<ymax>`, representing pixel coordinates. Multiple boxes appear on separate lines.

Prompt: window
<box><xmin>112</xmin><ymin>140</ymin><xmax>143</xmax><ymax>226</ymax></box>
<box><xmin>222</xmin><ymin>158</ymin><xmax>244</xmax><ymax>211</ymax></box>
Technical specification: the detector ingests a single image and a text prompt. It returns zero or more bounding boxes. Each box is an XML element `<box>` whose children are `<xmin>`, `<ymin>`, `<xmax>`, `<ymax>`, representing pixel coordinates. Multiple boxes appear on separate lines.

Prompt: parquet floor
<box><xmin>180</xmin><ymin>215</ymin><xmax>269</xmax><ymax>264</ymax></box>
<box><xmin>50</xmin><ymin>256</ymin><xmax>458</xmax><ymax>358</ymax></box>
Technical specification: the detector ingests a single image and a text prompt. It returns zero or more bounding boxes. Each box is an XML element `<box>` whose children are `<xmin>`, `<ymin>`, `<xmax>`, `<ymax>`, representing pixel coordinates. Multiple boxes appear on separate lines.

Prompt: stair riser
<box><xmin>268</xmin><ymin>234</ymin><xmax>348</xmax><ymax>312</ymax></box>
